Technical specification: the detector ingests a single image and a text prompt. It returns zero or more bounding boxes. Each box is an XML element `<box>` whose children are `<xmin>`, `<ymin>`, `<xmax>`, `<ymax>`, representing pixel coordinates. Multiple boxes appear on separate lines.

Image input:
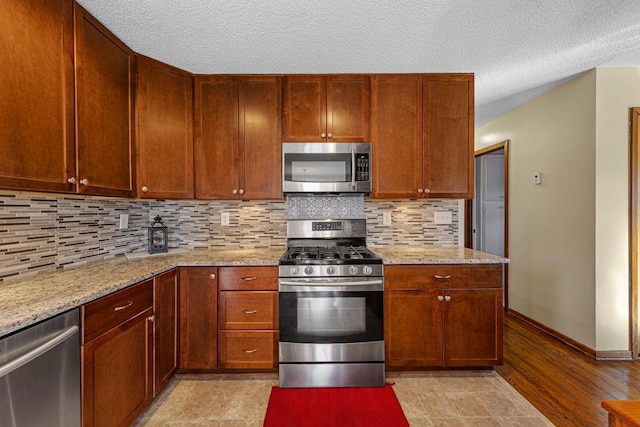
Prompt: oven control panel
<box><xmin>280</xmin><ymin>264</ymin><xmax>383</xmax><ymax>278</ymax></box>
<box><xmin>311</xmin><ymin>221</ymin><xmax>342</xmax><ymax>231</ymax></box>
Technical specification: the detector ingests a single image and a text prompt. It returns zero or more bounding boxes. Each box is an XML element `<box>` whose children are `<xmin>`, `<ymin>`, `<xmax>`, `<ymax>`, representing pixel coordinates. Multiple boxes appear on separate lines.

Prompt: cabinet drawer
<box><xmin>218</xmin><ymin>266</ymin><xmax>278</xmax><ymax>291</ymax></box>
<box><xmin>82</xmin><ymin>279</ymin><xmax>153</xmax><ymax>343</ymax></box>
<box><xmin>385</xmin><ymin>264</ymin><xmax>503</xmax><ymax>290</ymax></box>
<box><xmin>218</xmin><ymin>331</ymin><xmax>278</xmax><ymax>369</ymax></box>
<box><xmin>219</xmin><ymin>291</ymin><xmax>278</xmax><ymax>329</ymax></box>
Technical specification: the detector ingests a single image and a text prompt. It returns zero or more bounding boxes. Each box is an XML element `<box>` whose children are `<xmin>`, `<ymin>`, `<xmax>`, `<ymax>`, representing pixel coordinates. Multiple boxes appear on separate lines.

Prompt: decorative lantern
<box><xmin>148</xmin><ymin>215</ymin><xmax>168</xmax><ymax>253</ymax></box>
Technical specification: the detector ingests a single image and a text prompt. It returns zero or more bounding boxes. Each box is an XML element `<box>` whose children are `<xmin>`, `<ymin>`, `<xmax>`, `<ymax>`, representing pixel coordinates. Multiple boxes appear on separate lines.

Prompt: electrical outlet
<box><xmin>434</xmin><ymin>211</ymin><xmax>452</xmax><ymax>225</ymax></box>
<box><xmin>119</xmin><ymin>213</ymin><xmax>129</xmax><ymax>230</ymax></box>
<box><xmin>220</xmin><ymin>212</ymin><xmax>230</xmax><ymax>226</ymax></box>
<box><xmin>533</xmin><ymin>172</ymin><xmax>542</xmax><ymax>185</ymax></box>
<box><xmin>383</xmin><ymin>212</ymin><xmax>392</xmax><ymax>226</ymax></box>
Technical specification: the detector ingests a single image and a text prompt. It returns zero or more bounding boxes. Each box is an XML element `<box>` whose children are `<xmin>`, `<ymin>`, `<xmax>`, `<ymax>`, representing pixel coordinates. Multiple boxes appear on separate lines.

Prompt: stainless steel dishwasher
<box><xmin>0</xmin><ymin>308</ymin><xmax>81</xmax><ymax>427</ymax></box>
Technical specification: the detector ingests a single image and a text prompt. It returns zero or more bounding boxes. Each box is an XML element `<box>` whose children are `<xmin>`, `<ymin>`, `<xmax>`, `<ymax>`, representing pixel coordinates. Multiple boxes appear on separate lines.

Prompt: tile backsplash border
<box><xmin>0</xmin><ymin>191</ymin><xmax>461</xmax><ymax>283</ymax></box>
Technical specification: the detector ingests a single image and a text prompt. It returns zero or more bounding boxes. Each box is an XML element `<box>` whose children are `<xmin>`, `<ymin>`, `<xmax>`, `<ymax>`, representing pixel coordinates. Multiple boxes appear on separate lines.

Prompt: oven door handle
<box><xmin>279</xmin><ymin>278</ymin><xmax>383</xmax><ymax>292</ymax></box>
<box><xmin>350</xmin><ymin>146</ymin><xmax>356</xmax><ymax>189</ymax></box>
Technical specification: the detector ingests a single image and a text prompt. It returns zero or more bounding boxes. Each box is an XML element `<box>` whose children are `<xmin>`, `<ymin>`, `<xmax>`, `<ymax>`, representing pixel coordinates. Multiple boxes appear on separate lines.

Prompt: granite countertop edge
<box><xmin>0</xmin><ymin>246</ymin><xmax>508</xmax><ymax>337</ymax></box>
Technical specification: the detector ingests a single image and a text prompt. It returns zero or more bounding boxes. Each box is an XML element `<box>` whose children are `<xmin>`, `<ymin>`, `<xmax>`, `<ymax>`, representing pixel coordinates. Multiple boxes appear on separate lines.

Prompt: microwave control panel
<box><xmin>355</xmin><ymin>154</ymin><xmax>370</xmax><ymax>181</ymax></box>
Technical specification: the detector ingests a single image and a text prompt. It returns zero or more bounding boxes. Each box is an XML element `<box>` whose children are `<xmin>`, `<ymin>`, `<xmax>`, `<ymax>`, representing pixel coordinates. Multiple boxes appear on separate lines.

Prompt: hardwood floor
<box><xmin>496</xmin><ymin>313</ymin><xmax>640</xmax><ymax>426</ymax></box>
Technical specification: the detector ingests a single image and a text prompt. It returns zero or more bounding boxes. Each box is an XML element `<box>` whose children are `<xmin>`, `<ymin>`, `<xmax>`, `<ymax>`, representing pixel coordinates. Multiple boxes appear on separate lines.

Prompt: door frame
<box><xmin>465</xmin><ymin>140</ymin><xmax>510</xmax><ymax>308</ymax></box>
<box><xmin>630</xmin><ymin>107</ymin><xmax>640</xmax><ymax>359</ymax></box>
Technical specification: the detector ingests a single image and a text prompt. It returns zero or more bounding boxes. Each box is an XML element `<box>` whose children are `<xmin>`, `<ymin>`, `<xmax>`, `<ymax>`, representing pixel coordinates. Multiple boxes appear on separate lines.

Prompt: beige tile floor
<box><xmin>134</xmin><ymin>372</ymin><xmax>553</xmax><ymax>426</ymax></box>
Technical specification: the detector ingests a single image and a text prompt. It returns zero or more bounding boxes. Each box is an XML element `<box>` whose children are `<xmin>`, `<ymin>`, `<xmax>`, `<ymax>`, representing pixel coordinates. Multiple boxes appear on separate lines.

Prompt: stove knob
<box><xmin>290</xmin><ymin>266</ymin><xmax>299</xmax><ymax>276</ymax></box>
<box><xmin>348</xmin><ymin>266</ymin><xmax>359</xmax><ymax>275</ymax></box>
<box><xmin>363</xmin><ymin>266</ymin><xmax>373</xmax><ymax>275</ymax></box>
<box><xmin>304</xmin><ymin>266</ymin><xmax>314</xmax><ymax>275</ymax></box>
<box><xmin>326</xmin><ymin>266</ymin><xmax>335</xmax><ymax>275</ymax></box>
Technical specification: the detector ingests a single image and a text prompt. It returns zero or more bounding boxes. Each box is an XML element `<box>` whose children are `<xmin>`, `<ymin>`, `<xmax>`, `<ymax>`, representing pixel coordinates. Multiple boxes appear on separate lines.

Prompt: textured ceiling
<box><xmin>75</xmin><ymin>0</ymin><xmax>640</xmax><ymax>126</ymax></box>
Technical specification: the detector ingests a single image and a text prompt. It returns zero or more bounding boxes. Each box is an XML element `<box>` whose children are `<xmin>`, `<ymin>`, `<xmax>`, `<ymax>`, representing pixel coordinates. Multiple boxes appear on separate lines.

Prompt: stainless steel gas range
<box><xmin>278</xmin><ymin>218</ymin><xmax>385</xmax><ymax>388</ymax></box>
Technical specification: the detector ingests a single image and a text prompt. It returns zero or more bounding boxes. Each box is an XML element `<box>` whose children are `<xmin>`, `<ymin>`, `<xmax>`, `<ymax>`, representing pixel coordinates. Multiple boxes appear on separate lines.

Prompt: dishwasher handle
<box><xmin>0</xmin><ymin>325</ymin><xmax>79</xmax><ymax>378</ymax></box>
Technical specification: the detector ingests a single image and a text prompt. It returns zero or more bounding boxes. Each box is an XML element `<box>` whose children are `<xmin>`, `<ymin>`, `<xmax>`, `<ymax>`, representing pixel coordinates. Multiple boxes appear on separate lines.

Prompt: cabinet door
<box><xmin>385</xmin><ymin>289</ymin><xmax>443</xmax><ymax>367</ymax></box>
<box><xmin>136</xmin><ymin>56</ymin><xmax>193</xmax><ymax>199</ymax></box>
<box><xmin>74</xmin><ymin>4</ymin><xmax>134</xmax><ymax>197</ymax></box>
<box><xmin>282</xmin><ymin>75</ymin><xmax>326</xmax><ymax>142</ymax></box>
<box><xmin>327</xmin><ymin>75</ymin><xmax>370</xmax><ymax>142</ymax></box>
<box><xmin>442</xmin><ymin>289</ymin><xmax>503</xmax><ymax>366</ymax></box>
<box><xmin>239</xmin><ymin>76</ymin><xmax>283</xmax><ymax>199</ymax></box>
<box><xmin>153</xmin><ymin>269</ymin><xmax>178</xmax><ymax>396</ymax></box>
<box><xmin>423</xmin><ymin>74</ymin><xmax>474</xmax><ymax>198</ymax></box>
<box><xmin>179</xmin><ymin>267</ymin><xmax>218</xmax><ymax>370</ymax></box>
<box><xmin>371</xmin><ymin>75</ymin><xmax>423</xmax><ymax>199</ymax></box>
<box><xmin>194</xmin><ymin>76</ymin><xmax>239</xmax><ymax>199</ymax></box>
<box><xmin>82</xmin><ymin>309</ymin><xmax>153</xmax><ymax>427</ymax></box>
<box><xmin>0</xmin><ymin>0</ymin><xmax>75</xmax><ymax>193</ymax></box>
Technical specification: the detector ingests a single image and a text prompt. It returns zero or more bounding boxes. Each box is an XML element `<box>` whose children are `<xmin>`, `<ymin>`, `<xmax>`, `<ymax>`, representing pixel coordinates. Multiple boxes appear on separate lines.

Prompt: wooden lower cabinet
<box><xmin>153</xmin><ymin>268</ymin><xmax>179</xmax><ymax>396</ymax></box>
<box><xmin>81</xmin><ymin>280</ymin><xmax>154</xmax><ymax>427</ymax></box>
<box><xmin>385</xmin><ymin>264</ymin><xmax>503</xmax><ymax>369</ymax></box>
<box><xmin>179</xmin><ymin>267</ymin><xmax>218</xmax><ymax>371</ymax></box>
<box><xmin>218</xmin><ymin>266</ymin><xmax>279</xmax><ymax>370</ymax></box>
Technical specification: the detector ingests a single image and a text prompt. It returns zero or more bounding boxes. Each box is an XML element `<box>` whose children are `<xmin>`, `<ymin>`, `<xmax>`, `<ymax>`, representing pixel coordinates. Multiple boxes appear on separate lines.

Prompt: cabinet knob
<box><xmin>141</xmin><ymin>186</ymin><xmax>149</xmax><ymax>192</ymax></box>
<box><xmin>321</xmin><ymin>133</ymin><xmax>326</xmax><ymax>138</ymax></box>
<box><xmin>444</xmin><ymin>295</ymin><xmax>451</xmax><ymax>302</ymax></box>
<box><xmin>79</xmin><ymin>178</ymin><xmax>89</xmax><ymax>186</ymax></box>
<box><xmin>417</xmin><ymin>188</ymin><xmax>424</xmax><ymax>194</ymax></box>
<box><xmin>209</xmin><ymin>273</ymin><xmax>216</xmax><ymax>280</ymax></box>
<box><xmin>67</xmin><ymin>177</ymin><xmax>77</xmax><ymax>184</ymax></box>
<box><xmin>425</xmin><ymin>188</ymin><xmax>431</xmax><ymax>193</ymax></box>
<box><xmin>239</xmin><ymin>189</ymin><xmax>245</xmax><ymax>195</ymax></box>
<box><xmin>327</xmin><ymin>133</ymin><xmax>333</xmax><ymax>138</ymax></box>
<box><xmin>437</xmin><ymin>295</ymin><xmax>444</xmax><ymax>302</ymax></box>
<box><xmin>232</xmin><ymin>189</ymin><xmax>238</xmax><ymax>195</ymax></box>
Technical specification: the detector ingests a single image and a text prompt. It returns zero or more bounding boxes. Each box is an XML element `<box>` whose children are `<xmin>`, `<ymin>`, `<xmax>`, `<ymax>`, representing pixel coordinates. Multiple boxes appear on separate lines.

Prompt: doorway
<box><xmin>630</xmin><ymin>107</ymin><xmax>640</xmax><ymax>359</ymax></box>
<box><xmin>465</xmin><ymin>140</ymin><xmax>509</xmax><ymax>307</ymax></box>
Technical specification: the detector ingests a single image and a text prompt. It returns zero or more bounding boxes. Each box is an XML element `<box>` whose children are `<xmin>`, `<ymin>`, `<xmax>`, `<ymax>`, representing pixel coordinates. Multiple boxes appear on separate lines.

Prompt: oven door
<box><xmin>279</xmin><ymin>277</ymin><xmax>383</xmax><ymax>362</ymax></box>
<box><xmin>282</xmin><ymin>142</ymin><xmax>371</xmax><ymax>193</ymax></box>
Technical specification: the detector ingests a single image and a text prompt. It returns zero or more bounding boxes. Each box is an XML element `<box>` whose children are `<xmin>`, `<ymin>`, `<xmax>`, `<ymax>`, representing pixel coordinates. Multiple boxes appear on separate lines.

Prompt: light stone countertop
<box><xmin>0</xmin><ymin>246</ymin><xmax>507</xmax><ymax>338</ymax></box>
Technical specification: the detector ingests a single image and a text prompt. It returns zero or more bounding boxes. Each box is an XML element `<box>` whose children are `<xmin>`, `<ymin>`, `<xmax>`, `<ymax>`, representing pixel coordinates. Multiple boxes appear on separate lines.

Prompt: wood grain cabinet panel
<box><xmin>0</xmin><ymin>0</ymin><xmax>76</xmax><ymax>193</ymax></box>
<box><xmin>81</xmin><ymin>280</ymin><xmax>154</xmax><ymax>427</ymax></box>
<box><xmin>385</xmin><ymin>264</ymin><xmax>503</xmax><ymax>369</ymax></box>
<box><xmin>283</xmin><ymin>75</ymin><xmax>370</xmax><ymax>142</ymax></box>
<box><xmin>74</xmin><ymin>4</ymin><xmax>134</xmax><ymax>197</ymax></box>
<box><xmin>153</xmin><ymin>268</ymin><xmax>179</xmax><ymax>396</ymax></box>
<box><xmin>179</xmin><ymin>267</ymin><xmax>218</xmax><ymax>371</ymax></box>
<box><xmin>219</xmin><ymin>330</ymin><xmax>278</xmax><ymax>370</ymax></box>
<box><xmin>219</xmin><ymin>291</ymin><xmax>278</xmax><ymax>330</ymax></box>
<box><xmin>136</xmin><ymin>56</ymin><xmax>193</xmax><ymax>199</ymax></box>
<box><xmin>195</xmin><ymin>76</ymin><xmax>282</xmax><ymax>200</ymax></box>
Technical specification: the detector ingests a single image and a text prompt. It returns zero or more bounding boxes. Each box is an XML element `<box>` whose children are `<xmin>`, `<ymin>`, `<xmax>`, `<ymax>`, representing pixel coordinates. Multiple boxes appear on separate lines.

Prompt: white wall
<box><xmin>477</xmin><ymin>67</ymin><xmax>640</xmax><ymax>352</ymax></box>
<box><xmin>476</xmin><ymin>71</ymin><xmax>598</xmax><ymax>349</ymax></box>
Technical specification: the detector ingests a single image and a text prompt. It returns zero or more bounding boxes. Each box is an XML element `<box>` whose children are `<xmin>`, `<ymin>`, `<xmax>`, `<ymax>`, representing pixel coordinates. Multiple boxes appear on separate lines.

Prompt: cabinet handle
<box><xmin>209</xmin><ymin>273</ymin><xmax>216</xmax><ymax>280</ymax></box>
<box><xmin>148</xmin><ymin>315</ymin><xmax>155</xmax><ymax>323</ymax></box>
<box><xmin>327</xmin><ymin>133</ymin><xmax>333</xmax><ymax>138</ymax></box>
<box><xmin>321</xmin><ymin>133</ymin><xmax>326</xmax><ymax>138</ymax></box>
<box><xmin>242</xmin><ymin>348</ymin><xmax>258</xmax><ymax>354</ymax></box>
<box><xmin>444</xmin><ymin>295</ymin><xmax>451</xmax><ymax>302</ymax></box>
<box><xmin>242</xmin><ymin>276</ymin><xmax>258</xmax><ymax>281</ymax></box>
<box><xmin>242</xmin><ymin>309</ymin><xmax>258</xmax><ymax>314</ymax></box>
<box><xmin>417</xmin><ymin>188</ymin><xmax>424</xmax><ymax>194</ymax></box>
<box><xmin>425</xmin><ymin>189</ymin><xmax>430</xmax><ymax>193</ymax></box>
<box><xmin>232</xmin><ymin>189</ymin><xmax>238</xmax><ymax>195</ymax></box>
<box><xmin>114</xmin><ymin>300</ymin><xmax>133</xmax><ymax>311</ymax></box>
<box><xmin>141</xmin><ymin>186</ymin><xmax>149</xmax><ymax>192</ymax></box>
<box><xmin>67</xmin><ymin>177</ymin><xmax>77</xmax><ymax>184</ymax></box>
<box><xmin>239</xmin><ymin>189</ymin><xmax>245</xmax><ymax>195</ymax></box>
<box><xmin>434</xmin><ymin>275</ymin><xmax>451</xmax><ymax>279</ymax></box>
<box><xmin>79</xmin><ymin>178</ymin><xmax>89</xmax><ymax>186</ymax></box>
<box><xmin>437</xmin><ymin>295</ymin><xmax>444</xmax><ymax>302</ymax></box>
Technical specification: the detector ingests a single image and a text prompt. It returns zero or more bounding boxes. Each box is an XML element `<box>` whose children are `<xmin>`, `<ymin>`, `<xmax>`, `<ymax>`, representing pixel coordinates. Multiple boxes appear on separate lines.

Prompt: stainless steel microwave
<box><xmin>282</xmin><ymin>142</ymin><xmax>372</xmax><ymax>193</ymax></box>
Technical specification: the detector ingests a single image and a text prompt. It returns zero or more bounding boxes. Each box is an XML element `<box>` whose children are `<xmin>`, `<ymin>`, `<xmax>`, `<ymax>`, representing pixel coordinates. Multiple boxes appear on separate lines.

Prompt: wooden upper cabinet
<box><xmin>371</xmin><ymin>75</ymin><xmax>423</xmax><ymax>199</ymax></box>
<box><xmin>0</xmin><ymin>0</ymin><xmax>76</xmax><ymax>193</ymax></box>
<box><xmin>136</xmin><ymin>56</ymin><xmax>194</xmax><ymax>199</ymax></box>
<box><xmin>283</xmin><ymin>75</ymin><xmax>370</xmax><ymax>142</ymax></box>
<box><xmin>74</xmin><ymin>4</ymin><xmax>134</xmax><ymax>197</ymax></box>
<box><xmin>195</xmin><ymin>75</ymin><xmax>282</xmax><ymax>200</ymax></box>
<box><xmin>423</xmin><ymin>74</ymin><xmax>474</xmax><ymax>198</ymax></box>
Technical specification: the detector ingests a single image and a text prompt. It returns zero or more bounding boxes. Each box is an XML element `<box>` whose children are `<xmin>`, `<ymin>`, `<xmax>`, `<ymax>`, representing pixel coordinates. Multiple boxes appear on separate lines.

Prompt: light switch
<box><xmin>383</xmin><ymin>212</ymin><xmax>392</xmax><ymax>226</ymax></box>
<box><xmin>221</xmin><ymin>212</ymin><xmax>230</xmax><ymax>226</ymax></box>
<box><xmin>119</xmin><ymin>213</ymin><xmax>129</xmax><ymax>230</ymax></box>
<box><xmin>434</xmin><ymin>211</ymin><xmax>452</xmax><ymax>225</ymax></box>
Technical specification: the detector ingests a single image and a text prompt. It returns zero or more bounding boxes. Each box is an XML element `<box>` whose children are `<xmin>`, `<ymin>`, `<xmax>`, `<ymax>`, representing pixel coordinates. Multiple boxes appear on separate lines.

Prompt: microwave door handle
<box><xmin>351</xmin><ymin>146</ymin><xmax>356</xmax><ymax>189</ymax></box>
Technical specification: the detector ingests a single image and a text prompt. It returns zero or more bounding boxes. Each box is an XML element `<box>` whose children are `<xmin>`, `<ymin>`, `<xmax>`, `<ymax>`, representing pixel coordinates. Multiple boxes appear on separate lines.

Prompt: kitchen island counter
<box><xmin>373</xmin><ymin>246</ymin><xmax>509</xmax><ymax>264</ymax></box>
<box><xmin>0</xmin><ymin>248</ymin><xmax>285</xmax><ymax>337</ymax></box>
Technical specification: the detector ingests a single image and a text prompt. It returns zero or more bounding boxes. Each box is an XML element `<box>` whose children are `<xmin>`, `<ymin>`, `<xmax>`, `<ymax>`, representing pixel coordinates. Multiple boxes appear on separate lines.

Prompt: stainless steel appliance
<box><xmin>278</xmin><ymin>218</ymin><xmax>384</xmax><ymax>388</ymax></box>
<box><xmin>282</xmin><ymin>142</ymin><xmax>372</xmax><ymax>193</ymax></box>
<box><xmin>0</xmin><ymin>309</ymin><xmax>81</xmax><ymax>426</ymax></box>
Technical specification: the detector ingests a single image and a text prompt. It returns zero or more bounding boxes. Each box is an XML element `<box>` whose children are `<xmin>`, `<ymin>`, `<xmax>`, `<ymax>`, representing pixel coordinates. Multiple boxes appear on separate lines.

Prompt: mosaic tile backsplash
<box><xmin>0</xmin><ymin>192</ymin><xmax>459</xmax><ymax>282</ymax></box>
